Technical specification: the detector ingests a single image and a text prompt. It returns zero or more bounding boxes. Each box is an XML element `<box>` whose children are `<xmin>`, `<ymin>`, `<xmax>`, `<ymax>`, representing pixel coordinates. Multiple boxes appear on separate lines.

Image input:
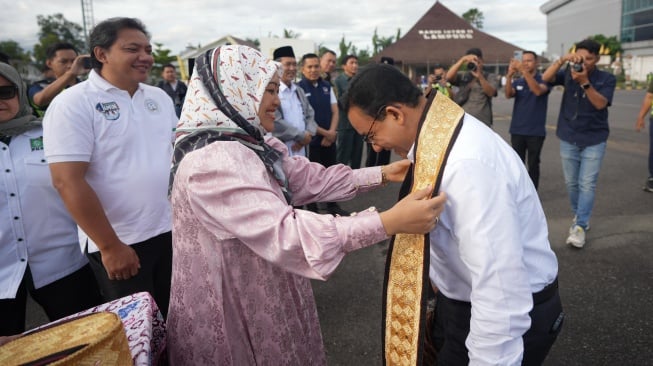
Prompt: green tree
<box><xmin>355</xmin><ymin>47</ymin><xmax>371</xmax><ymax>65</ymax></box>
<box><xmin>283</xmin><ymin>29</ymin><xmax>301</xmax><ymax>39</ymax></box>
<box><xmin>316</xmin><ymin>43</ymin><xmax>327</xmax><ymax>56</ymax></box>
<box><xmin>151</xmin><ymin>42</ymin><xmax>176</xmax><ymax>81</ymax></box>
<box><xmin>245</xmin><ymin>38</ymin><xmax>260</xmax><ymax>48</ymax></box>
<box><xmin>372</xmin><ymin>28</ymin><xmax>400</xmax><ymax>55</ymax></box>
<box><xmin>462</xmin><ymin>8</ymin><xmax>484</xmax><ymax>29</ymax></box>
<box><xmin>337</xmin><ymin>36</ymin><xmax>372</xmax><ymax>66</ymax></box>
<box><xmin>587</xmin><ymin>34</ymin><xmax>623</xmax><ymax>59</ymax></box>
<box><xmin>337</xmin><ymin>35</ymin><xmax>353</xmax><ymax>65</ymax></box>
<box><xmin>33</xmin><ymin>14</ymin><xmax>86</xmax><ymax>68</ymax></box>
<box><xmin>0</xmin><ymin>40</ymin><xmax>32</xmax><ymax>63</ymax></box>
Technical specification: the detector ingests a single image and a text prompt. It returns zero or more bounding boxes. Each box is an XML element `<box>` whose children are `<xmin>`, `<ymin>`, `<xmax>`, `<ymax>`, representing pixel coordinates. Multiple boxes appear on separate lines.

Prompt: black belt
<box><xmin>436</xmin><ymin>277</ymin><xmax>559</xmax><ymax>307</ymax></box>
<box><xmin>533</xmin><ymin>277</ymin><xmax>558</xmax><ymax>305</ymax></box>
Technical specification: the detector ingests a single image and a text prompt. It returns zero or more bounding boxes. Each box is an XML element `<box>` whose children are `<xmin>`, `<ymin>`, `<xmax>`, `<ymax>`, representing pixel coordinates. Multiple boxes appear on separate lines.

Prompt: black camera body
<box><xmin>434</xmin><ymin>75</ymin><xmax>443</xmax><ymax>82</ymax></box>
<box><xmin>81</xmin><ymin>56</ymin><xmax>93</xmax><ymax>69</ymax></box>
<box><xmin>467</xmin><ymin>62</ymin><xmax>477</xmax><ymax>72</ymax></box>
<box><xmin>570</xmin><ymin>57</ymin><xmax>584</xmax><ymax>72</ymax></box>
<box><xmin>571</xmin><ymin>63</ymin><xmax>583</xmax><ymax>72</ymax></box>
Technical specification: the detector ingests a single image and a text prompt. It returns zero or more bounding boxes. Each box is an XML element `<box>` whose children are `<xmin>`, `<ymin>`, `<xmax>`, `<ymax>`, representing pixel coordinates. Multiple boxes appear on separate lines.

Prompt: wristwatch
<box><xmin>581</xmin><ymin>82</ymin><xmax>591</xmax><ymax>90</ymax></box>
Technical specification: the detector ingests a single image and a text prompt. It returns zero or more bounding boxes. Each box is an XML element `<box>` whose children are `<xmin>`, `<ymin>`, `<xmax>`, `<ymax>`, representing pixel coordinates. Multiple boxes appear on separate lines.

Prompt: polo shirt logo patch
<box><xmin>30</xmin><ymin>136</ymin><xmax>44</xmax><ymax>151</ymax></box>
<box><xmin>145</xmin><ymin>98</ymin><xmax>159</xmax><ymax>112</ymax></box>
<box><xmin>95</xmin><ymin>101</ymin><xmax>120</xmax><ymax>120</ymax></box>
<box><xmin>322</xmin><ymin>86</ymin><xmax>329</xmax><ymax>94</ymax></box>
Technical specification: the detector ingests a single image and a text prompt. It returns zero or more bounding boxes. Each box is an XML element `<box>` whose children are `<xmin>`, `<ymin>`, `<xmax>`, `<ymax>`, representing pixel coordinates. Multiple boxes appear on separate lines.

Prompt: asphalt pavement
<box><xmin>313</xmin><ymin>88</ymin><xmax>653</xmax><ymax>366</ymax></box>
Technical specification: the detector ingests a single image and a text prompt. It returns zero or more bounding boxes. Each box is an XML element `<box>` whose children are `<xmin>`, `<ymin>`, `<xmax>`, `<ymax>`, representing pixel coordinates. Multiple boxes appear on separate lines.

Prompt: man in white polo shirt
<box><xmin>43</xmin><ymin>17</ymin><xmax>176</xmax><ymax>317</ymax></box>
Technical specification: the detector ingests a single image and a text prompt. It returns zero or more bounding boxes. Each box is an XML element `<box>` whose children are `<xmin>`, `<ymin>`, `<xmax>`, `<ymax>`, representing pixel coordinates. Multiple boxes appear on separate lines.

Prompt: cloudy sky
<box><xmin>1</xmin><ymin>0</ymin><xmax>549</xmax><ymax>56</ymax></box>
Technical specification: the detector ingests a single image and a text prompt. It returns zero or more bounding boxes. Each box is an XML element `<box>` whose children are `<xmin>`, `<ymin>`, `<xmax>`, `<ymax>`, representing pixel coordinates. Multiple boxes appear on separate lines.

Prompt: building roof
<box><xmin>179</xmin><ymin>35</ymin><xmax>259</xmax><ymax>60</ymax></box>
<box><xmin>375</xmin><ymin>1</ymin><xmax>525</xmax><ymax>66</ymax></box>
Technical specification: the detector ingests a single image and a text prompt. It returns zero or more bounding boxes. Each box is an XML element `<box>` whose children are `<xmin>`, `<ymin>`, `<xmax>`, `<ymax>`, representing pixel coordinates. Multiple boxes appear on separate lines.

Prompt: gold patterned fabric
<box><xmin>383</xmin><ymin>92</ymin><xmax>464</xmax><ymax>365</ymax></box>
<box><xmin>0</xmin><ymin>312</ymin><xmax>131</xmax><ymax>365</ymax></box>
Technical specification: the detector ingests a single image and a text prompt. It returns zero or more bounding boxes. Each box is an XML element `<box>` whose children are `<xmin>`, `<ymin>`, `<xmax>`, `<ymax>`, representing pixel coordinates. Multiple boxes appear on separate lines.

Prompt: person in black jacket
<box><xmin>157</xmin><ymin>63</ymin><xmax>187</xmax><ymax>117</ymax></box>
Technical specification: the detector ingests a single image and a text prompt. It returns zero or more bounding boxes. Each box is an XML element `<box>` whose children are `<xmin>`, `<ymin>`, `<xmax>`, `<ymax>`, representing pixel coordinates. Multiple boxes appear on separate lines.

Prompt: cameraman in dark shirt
<box><xmin>28</xmin><ymin>43</ymin><xmax>90</xmax><ymax>117</ymax></box>
<box><xmin>542</xmin><ymin>39</ymin><xmax>616</xmax><ymax>249</ymax></box>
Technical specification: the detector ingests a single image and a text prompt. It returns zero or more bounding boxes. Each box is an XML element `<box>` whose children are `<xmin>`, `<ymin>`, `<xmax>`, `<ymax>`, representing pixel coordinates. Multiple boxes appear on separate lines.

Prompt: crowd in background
<box><xmin>1</xmin><ymin>14</ymin><xmax>652</xmax><ymax>366</ymax></box>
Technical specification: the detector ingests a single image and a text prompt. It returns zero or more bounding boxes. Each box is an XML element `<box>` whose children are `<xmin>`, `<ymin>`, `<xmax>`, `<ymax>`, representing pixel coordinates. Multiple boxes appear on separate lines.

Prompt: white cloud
<box><xmin>0</xmin><ymin>0</ymin><xmax>548</xmax><ymax>56</ymax></box>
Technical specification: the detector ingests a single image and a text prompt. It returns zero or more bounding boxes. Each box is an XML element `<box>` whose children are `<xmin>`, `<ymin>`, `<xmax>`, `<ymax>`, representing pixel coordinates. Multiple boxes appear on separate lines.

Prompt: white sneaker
<box><xmin>572</xmin><ymin>216</ymin><xmax>590</xmax><ymax>231</ymax></box>
<box><xmin>566</xmin><ymin>225</ymin><xmax>586</xmax><ymax>248</ymax></box>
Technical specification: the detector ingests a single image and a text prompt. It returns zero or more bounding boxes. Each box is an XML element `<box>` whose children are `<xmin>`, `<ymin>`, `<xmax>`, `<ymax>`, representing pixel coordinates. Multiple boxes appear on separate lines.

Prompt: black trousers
<box><xmin>431</xmin><ymin>279</ymin><xmax>563</xmax><ymax>366</ymax></box>
<box><xmin>365</xmin><ymin>142</ymin><xmax>391</xmax><ymax>167</ymax></box>
<box><xmin>86</xmin><ymin>231</ymin><xmax>172</xmax><ymax>318</ymax></box>
<box><xmin>0</xmin><ymin>264</ymin><xmax>102</xmax><ymax>335</ymax></box>
<box><xmin>307</xmin><ymin>143</ymin><xmax>339</xmax><ymax>212</ymax></box>
<box><xmin>511</xmin><ymin>134</ymin><xmax>545</xmax><ymax>189</ymax></box>
<box><xmin>308</xmin><ymin>143</ymin><xmax>337</xmax><ymax>168</ymax></box>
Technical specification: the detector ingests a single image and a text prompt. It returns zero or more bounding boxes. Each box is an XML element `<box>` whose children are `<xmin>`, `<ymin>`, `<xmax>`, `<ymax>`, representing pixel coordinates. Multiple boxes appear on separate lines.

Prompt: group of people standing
<box><xmin>1</xmin><ymin>15</ymin><xmax>444</xmax><ymax>365</ymax></box>
<box><xmin>3</xmin><ymin>13</ymin><xmax>633</xmax><ymax>365</ymax></box>
<box><xmin>269</xmin><ymin>45</ymin><xmax>394</xmax><ymax>216</ymax></box>
<box><xmin>433</xmin><ymin>42</ymin><xmax>616</xmax><ymax>249</ymax></box>
<box><xmin>1</xmin><ymin>17</ymin><xmax>178</xmax><ymax>340</ymax></box>
<box><xmin>507</xmin><ymin>39</ymin><xmax>616</xmax><ymax>249</ymax></box>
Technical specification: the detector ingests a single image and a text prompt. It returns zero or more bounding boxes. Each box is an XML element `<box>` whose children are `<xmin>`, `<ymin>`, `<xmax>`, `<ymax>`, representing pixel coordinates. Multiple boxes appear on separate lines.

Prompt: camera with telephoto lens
<box><xmin>571</xmin><ymin>57</ymin><xmax>584</xmax><ymax>72</ymax></box>
<box><xmin>467</xmin><ymin>62</ymin><xmax>477</xmax><ymax>72</ymax></box>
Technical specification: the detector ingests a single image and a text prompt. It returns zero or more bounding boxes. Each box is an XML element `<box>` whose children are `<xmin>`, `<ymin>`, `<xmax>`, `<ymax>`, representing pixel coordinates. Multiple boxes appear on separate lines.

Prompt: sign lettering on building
<box><xmin>417</xmin><ymin>29</ymin><xmax>474</xmax><ymax>40</ymax></box>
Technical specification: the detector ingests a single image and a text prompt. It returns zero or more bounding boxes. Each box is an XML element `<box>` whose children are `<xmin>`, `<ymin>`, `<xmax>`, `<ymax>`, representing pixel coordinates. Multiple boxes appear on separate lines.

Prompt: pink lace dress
<box><xmin>167</xmin><ymin>137</ymin><xmax>388</xmax><ymax>365</ymax></box>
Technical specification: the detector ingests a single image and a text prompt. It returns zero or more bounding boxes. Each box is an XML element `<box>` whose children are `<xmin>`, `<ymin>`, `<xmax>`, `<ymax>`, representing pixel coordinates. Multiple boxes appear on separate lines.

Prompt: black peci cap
<box><xmin>273</xmin><ymin>46</ymin><xmax>295</xmax><ymax>59</ymax></box>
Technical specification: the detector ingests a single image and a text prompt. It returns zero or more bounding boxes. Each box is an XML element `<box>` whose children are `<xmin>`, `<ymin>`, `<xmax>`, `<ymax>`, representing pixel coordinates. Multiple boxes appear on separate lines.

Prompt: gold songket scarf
<box><xmin>382</xmin><ymin>92</ymin><xmax>464</xmax><ymax>365</ymax></box>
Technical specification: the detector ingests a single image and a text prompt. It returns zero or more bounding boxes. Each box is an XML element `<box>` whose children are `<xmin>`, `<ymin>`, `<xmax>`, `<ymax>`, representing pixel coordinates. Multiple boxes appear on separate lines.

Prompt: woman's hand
<box><xmin>383</xmin><ymin>160</ymin><xmax>412</xmax><ymax>183</ymax></box>
<box><xmin>379</xmin><ymin>187</ymin><xmax>446</xmax><ymax>236</ymax></box>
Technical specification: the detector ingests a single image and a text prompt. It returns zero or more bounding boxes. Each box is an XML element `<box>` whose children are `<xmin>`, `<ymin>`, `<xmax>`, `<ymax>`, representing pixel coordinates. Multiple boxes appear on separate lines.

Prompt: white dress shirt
<box><xmin>409</xmin><ymin>114</ymin><xmax>558</xmax><ymax>365</ymax></box>
<box><xmin>279</xmin><ymin>82</ymin><xmax>307</xmax><ymax>157</ymax></box>
<box><xmin>1</xmin><ymin>127</ymin><xmax>87</xmax><ymax>299</ymax></box>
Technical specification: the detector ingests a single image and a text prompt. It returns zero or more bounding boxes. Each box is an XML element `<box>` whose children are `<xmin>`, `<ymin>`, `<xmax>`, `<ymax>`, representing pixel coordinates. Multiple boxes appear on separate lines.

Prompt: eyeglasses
<box><xmin>0</xmin><ymin>85</ymin><xmax>18</xmax><ymax>100</ymax></box>
<box><xmin>363</xmin><ymin>104</ymin><xmax>388</xmax><ymax>144</ymax></box>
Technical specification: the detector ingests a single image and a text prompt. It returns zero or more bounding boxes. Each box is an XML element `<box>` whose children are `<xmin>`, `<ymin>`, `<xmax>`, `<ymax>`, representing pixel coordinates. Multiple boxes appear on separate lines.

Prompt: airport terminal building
<box><xmin>541</xmin><ymin>0</ymin><xmax>653</xmax><ymax>81</ymax></box>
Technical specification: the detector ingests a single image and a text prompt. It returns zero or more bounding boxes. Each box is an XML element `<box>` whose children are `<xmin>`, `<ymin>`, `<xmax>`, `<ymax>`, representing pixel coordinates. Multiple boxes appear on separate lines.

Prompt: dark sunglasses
<box><xmin>0</xmin><ymin>85</ymin><xmax>18</xmax><ymax>100</ymax></box>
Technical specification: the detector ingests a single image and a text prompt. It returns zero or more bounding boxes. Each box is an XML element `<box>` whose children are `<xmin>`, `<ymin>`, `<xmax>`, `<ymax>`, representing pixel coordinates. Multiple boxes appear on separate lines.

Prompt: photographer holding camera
<box><xmin>28</xmin><ymin>43</ymin><xmax>91</xmax><ymax>117</ymax></box>
<box><xmin>542</xmin><ymin>39</ymin><xmax>616</xmax><ymax>249</ymax></box>
<box><xmin>446</xmin><ymin>47</ymin><xmax>498</xmax><ymax>126</ymax></box>
<box><xmin>505</xmin><ymin>51</ymin><xmax>551</xmax><ymax>190</ymax></box>
<box><xmin>424</xmin><ymin>64</ymin><xmax>454</xmax><ymax>99</ymax></box>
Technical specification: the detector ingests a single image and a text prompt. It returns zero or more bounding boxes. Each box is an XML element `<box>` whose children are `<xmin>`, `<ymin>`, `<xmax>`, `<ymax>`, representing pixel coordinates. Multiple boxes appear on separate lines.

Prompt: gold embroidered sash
<box><xmin>383</xmin><ymin>92</ymin><xmax>464</xmax><ymax>365</ymax></box>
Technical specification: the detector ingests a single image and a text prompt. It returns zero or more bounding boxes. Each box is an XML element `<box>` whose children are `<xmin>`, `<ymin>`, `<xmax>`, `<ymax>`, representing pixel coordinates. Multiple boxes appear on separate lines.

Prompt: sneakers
<box><xmin>572</xmin><ymin>216</ymin><xmax>590</xmax><ymax>232</ymax></box>
<box><xmin>566</xmin><ymin>225</ymin><xmax>586</xmax><ymax>248</ymax></box>
<box><xmin>644</xmin><ymin>177</ymin><xmax>653</xmax><ymax>193</ymax></box>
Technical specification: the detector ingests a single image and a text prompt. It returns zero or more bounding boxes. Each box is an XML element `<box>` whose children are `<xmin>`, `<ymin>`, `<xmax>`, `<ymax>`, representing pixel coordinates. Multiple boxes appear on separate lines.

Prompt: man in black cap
<box><xmin>446</xmin><ymin>47</ymin><xmax>498</xmax><ymax>126</ymax></box>
<box><xmin>271</xmin><ymin>45</ymin><xmax>317</xmax><ymax>158</ymax></box>
<box><xmin>271</xmin><ymin>46</ymin><xmax>349</xmax><ymax>216</ymax></box>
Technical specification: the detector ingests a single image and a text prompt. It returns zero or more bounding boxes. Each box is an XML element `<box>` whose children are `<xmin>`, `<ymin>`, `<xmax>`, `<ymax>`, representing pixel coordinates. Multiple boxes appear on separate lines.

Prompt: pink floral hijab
<box><xmin>175</xmin><ymin>45</ymin><xmax>280</xmax><ymax>142</ymax></box>
<box><xmin>169</xmin><ymin>45</ymin><xmax>292</xmax><ymax>203</ymax></box>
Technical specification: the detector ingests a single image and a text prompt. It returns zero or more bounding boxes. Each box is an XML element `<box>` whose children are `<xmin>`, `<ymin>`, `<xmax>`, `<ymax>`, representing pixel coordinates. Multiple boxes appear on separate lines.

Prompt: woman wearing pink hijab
<box><xmin>166</xmin><ymin>45</ymin><xmax>445</xmax><ymax>365</ymax></box>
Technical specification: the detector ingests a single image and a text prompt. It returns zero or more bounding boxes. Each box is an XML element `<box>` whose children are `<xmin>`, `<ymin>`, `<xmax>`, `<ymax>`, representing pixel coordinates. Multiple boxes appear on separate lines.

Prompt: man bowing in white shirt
<box><xmin>341</xmin><ymin>63</ymin><xmax>563</xmax><ymax>366</ymax></box>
